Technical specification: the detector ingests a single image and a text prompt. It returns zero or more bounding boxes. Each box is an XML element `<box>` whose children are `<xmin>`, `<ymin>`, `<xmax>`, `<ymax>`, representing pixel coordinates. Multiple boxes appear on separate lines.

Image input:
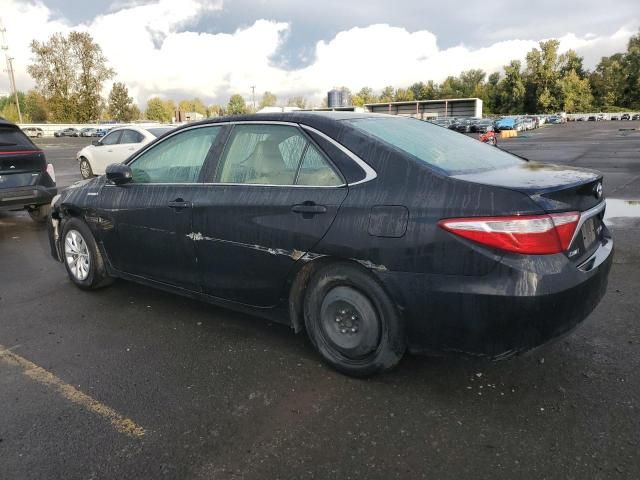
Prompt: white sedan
<box><xmin>76</xmin><ymin>125</ymin><xmax>174</xmax><ymax>179</ymax></box>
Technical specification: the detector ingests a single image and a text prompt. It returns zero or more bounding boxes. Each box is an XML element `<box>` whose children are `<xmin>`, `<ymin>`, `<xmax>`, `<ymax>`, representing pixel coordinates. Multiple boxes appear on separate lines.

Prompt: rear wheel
<box><xmin>28</xmin><ymin>204</ymin><xmax>50</xmax><ymax>223</ymax></box>
<box><xmin>61</xmin><ymin>218</ymin><xmax>113</xmax><ymax>290</ymax></box>
<box><xmin>79</xmin><ymin>158</ymin><xmax>94</xmax><ymax>179</ymax></box>
<box><xmin>303</xmin><ymin>263</ymin><xmax>405</xmax><ymax>377</ymax></box>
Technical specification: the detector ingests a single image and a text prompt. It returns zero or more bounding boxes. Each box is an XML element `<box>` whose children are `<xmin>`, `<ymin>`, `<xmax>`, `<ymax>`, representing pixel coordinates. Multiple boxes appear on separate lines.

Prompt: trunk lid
<box><xmin>453</xmin><ymin>162</ymin><xmax>603</xmax><ymax>212</ymax></box>
<box><xmin>453</xmin><ymin>162</ymin><xmax>606</xmax><ymax>265</ymax></box>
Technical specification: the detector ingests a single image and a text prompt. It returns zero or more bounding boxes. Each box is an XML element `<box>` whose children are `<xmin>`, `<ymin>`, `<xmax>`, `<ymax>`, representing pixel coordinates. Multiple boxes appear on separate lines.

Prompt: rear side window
<box><xmin>0</xmin><ymin>126</ymin><xmax>35</xmax><ymax>148</ymax></box>
<box><xmin>129</xmin><ymin>126</ymin><xmax>221</xmax><ymax>184</ymax></box>
<box><xmin>119</xmin><ymin>129</ymin><xmax>144</xmax><ymax>144</ymax></box>
<box><xmin>215</xmin><ymin>124</ymin><xmax>342</xmax><ymax>186</ymax></box>
<box><xmin>347</xmin><ymin>117</ymin><xmax>522</xmax><ymax>174</ymax></box>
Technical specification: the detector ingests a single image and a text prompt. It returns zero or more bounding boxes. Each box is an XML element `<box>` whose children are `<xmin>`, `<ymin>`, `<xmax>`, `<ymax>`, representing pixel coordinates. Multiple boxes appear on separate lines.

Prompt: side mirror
<box><xmin>91</xmin><ymin>139</ymin><xmax>101</xmax><ymax>146</ymax></box>
<box><xmin>106</xmin><ymin>164</ymin><xmax>133</xmax><ymax>185</ymax></box>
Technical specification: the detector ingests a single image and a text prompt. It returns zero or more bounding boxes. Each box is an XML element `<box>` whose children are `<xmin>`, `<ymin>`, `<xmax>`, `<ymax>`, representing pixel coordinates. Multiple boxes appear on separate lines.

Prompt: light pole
<box><xmin>0</xmin><ymin>19</ymin><xmax>22</xmax><ymax>123</ymax></box>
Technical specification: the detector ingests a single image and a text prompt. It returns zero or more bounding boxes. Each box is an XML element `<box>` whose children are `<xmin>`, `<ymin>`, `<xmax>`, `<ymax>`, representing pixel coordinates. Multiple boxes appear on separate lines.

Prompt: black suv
<box><xmin>0</xmin><ymin>118</ymin><xmax>57</xmax><ymax>222</ymax></box>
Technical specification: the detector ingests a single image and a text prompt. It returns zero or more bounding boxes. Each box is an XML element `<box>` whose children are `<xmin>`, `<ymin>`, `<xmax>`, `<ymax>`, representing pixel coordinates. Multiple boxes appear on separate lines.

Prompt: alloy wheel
<box><xmin>64</xmin><ymin>229</ymin><xmax>91</xmax><ymax>281</ymax></box>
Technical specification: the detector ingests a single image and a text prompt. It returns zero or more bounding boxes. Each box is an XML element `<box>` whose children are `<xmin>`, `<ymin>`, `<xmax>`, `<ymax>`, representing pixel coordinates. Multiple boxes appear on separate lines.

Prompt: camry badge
<box><xmin>595</xmin><ymin>182</ymin><xmax>603</xmax><ymax>199</ymax></box>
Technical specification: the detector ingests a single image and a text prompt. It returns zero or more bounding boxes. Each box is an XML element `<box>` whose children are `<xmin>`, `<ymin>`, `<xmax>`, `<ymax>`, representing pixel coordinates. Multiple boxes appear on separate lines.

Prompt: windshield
<box><xmin>346</xmin><ymin>117</ymin><xmax>523</xmax><ymax>174</ymax></box>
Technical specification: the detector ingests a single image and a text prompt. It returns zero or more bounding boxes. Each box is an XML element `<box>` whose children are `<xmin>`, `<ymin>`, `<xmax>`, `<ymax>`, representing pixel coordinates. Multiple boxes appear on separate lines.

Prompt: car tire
<box><xmin>28</xmin><ymin>204</ymin><xmax>51</xmax><ymax>223</ymax></box>
<box><xmin>79</xmin><ymin>158</ymin><xmax>94</xmax><ymax>179</ymax></box>
<box><xmin>303</xmin><ymin>262</ymin><xmax>406</xmax><ymax>377</ymax></box>
<box><xmin>37</xmin><ymin>133</ymin><xmax>43</xmax><ymax>138</ymax></box>
<box><xmin>61</xmin><ymin>218</ymin><xmax>113</xmax><ymax>290</ymax></box>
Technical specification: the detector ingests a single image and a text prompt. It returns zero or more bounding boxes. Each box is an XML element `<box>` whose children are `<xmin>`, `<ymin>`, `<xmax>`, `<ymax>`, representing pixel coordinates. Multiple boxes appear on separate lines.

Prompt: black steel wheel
<box><xmin>303</xmin><ymin>263</ymin><xmax>405</xmax><ymax>377</ymax></box>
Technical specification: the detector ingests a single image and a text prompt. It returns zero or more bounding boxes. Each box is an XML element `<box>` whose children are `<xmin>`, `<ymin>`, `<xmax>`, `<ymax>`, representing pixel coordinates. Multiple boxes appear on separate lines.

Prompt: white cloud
<box><xmin>0</xmin><ymin>0</ymin><xmax>636</xmax><ymax>107</ymax></box>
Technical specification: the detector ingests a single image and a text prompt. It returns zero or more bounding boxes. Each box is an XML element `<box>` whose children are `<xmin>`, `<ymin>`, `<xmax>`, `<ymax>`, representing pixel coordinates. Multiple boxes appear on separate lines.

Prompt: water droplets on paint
<box><xmin>604</xmin><ymin>199</ymin><xmax>640</xmax><ymax>227</ymax></box>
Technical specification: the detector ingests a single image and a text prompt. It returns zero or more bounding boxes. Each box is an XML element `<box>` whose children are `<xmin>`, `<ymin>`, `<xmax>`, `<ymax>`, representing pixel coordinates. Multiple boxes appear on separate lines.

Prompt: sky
<box><xmin>1</xmin><ymin>0</ymin><xmax>638</xmax><ymax>107</ymax></box>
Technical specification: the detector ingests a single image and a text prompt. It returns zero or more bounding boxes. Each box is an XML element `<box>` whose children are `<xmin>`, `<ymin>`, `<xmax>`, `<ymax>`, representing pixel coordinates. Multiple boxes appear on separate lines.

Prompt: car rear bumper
<box><xmin>376</xmin><ymin>236</ymin><xmax>614</xmax><ymax>358</ymax></box>
<box><xmin>0</xmin><ymin>185</ymin><xmax>57</xmax><ymax>210</ymax></box>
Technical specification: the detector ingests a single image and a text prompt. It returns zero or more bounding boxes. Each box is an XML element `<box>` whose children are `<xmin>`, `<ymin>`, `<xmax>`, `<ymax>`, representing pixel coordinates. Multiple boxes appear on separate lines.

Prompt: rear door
<box><xmin>0</xmin><ymin>124</ymin><xmax>46</xmax><ymax>192</ymax></box>
<box><xmin>97</xmin><ymin>125</ymin><xmax>223</xmax><ymax>290</ymax></box>
<box><xmin>192</xmin><ymin>123</ymin><xmax>348</xmax><ymax>307</ymax></box>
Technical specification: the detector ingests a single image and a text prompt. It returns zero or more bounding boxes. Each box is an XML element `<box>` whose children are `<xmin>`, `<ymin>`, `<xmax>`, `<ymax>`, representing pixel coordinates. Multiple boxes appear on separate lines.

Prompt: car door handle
<box><xmin>168</xmin><ymin>199</ymin><xmax>192</xmax><ymax>209</ymax></box>
<box><xmin>291</xmin><ymin>202</ymin><xmax>327</xmax><ymax>215</ymax></box>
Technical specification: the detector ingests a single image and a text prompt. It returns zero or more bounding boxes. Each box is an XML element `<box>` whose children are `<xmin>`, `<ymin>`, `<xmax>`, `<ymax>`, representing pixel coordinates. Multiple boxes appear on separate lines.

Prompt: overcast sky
<box><xmin>1</xmin><ymin>0</ymin><xmax>638</xmax><ymax>106</ymax></box>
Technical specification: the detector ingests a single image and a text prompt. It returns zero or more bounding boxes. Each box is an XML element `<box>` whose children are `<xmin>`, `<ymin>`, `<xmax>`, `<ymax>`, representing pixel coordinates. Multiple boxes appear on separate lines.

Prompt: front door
<box><xmin>192</xmin><ymin>123</ymin><xmax>348</xmax><ymax>307</ymax></box>
<box><xmin>97</xmin><ymin>125</ymin><xmax>224</xmax><ymax>290</ymax></box>
<box><xmin>91</xmin><ymin>129</ymin><xmax>122</xmax><ymax>174</ymax></box>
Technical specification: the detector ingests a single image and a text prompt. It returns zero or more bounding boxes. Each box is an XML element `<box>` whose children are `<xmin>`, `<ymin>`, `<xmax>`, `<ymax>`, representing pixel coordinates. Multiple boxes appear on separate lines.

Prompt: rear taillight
<box><xmin>438</xmin><ymin>212</ymin><xmax>580</xmax><ymax>255</ymax></box>
<box><xmin>46</xmin><ymin>163</ymin><xmax>56</xmax><ymax>182</ymax></box>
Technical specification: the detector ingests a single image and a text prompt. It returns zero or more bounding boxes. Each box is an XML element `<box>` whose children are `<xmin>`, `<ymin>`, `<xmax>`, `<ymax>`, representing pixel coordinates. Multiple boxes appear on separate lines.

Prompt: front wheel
<box><xmin>79</xmin><ymin>158</ymin><xmax>94</xmax><ymax>179</ymax></box>
<box><xmin>303</xmin><ymin>263</ymin><xmax>406</xmax><ymax>377</ymax></box>
<box><xmin>61</xmin><ymin>218</ymin><xmax>113</xmax><ymax>290</ymax></box>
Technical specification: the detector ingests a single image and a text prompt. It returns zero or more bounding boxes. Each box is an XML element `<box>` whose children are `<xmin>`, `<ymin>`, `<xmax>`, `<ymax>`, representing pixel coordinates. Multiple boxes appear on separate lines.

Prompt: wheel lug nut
<box><xmin>351</xmin><ymin>327</ymin><xmax>357</xmax><ymax>333</ymax></box>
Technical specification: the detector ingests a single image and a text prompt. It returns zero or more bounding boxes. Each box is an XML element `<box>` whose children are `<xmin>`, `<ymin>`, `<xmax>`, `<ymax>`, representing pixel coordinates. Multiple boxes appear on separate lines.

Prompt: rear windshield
<box><xmin>346</xmin><ymin>117</ymin><xmax>522</xmax><ymax>174</ymax></box>
<box><xmin>0</xmin><ymin>126</ymin><xmax>35</xmax><ymax>148</ymax></box>
<box><xmin>148</xmin><ymin>127</ymin><xmax>175</xmax><ymax>138</ymax></box>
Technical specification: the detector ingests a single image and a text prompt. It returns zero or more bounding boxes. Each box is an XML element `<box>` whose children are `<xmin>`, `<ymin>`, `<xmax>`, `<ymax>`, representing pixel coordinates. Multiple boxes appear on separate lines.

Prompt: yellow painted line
<box><xmin>0</xmin><ymin>344</ymin><xmax>145</xmax><ymax>438</ymax></box>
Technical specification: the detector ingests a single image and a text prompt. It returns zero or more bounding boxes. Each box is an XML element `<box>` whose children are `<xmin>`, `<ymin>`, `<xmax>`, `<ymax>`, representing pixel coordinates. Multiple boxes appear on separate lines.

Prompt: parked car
<box><xmin>76</xmin><ymin>125</ymin><xmax>174</xmax><ymax>179</ymax></box>
<box><xmin>79</xmin><ymin>127</ymin><xmax>97</xmax><ymax>137</ymax></box>
<box><xmin>54</xmin><ymin>127</ymin><xmax>80</xmax><ymax>137</ymax></box>
<box><xmin>48</xmin><ymin>113</ymin><xmax>613</xmax><ymax>377</ymax></box>
<box><xmin>496</xmin><ymin>117</ymin><xmax>516</xmax><ymax>130</ymax></box>
<box><xmin>93</xmin><ymin>127</ymin><xmax>112</xmax><ymax>137</ymax></box>
<box><xmin>632</xmin><ymin>114</ymin><xmax>640</xmax><ymax>121</ymax></box>
<box><xmin>588</xmin><ymin>116</ymin><xmax>597</xmax><ymax>121</ymax></box>
<box><xmin>0</xmin><ymin>118</ymin><xmax>57</xmax><ymax>222</ymax></box>
<box><xmin>547</xmin><ymin>116</ymin><xmax>562</xmax><ymax>124</ymax></box>
<box><xmin>610</xmin><ymin>115</ymin><xmax>619</xmax><ymax>121</ymax></box>
<box><xmin>621</xmin><ymin>113</ymin><xmax>631</xmax><ymax>121</ymax></box>
<box><xmin>22</xmin><ymin>127</ymin><xmax>44</xmax><ymax>138</ymax></box>
<box><xmin>471</xmin><ymin>120</ymin><xmax>494</xmax><ymax>133</ymax></box>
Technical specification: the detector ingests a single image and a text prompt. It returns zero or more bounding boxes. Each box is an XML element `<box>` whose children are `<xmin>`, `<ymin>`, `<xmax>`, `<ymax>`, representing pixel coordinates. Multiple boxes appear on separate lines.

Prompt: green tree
<box><xmin>108</xmin><ymin>82</ymin><xmax>137</xmax><ymax>122</ymax></box>
<box><xmin>0</xmin><ymin>91</ymin><xmax>27</xmax><ymax>122</ymax></box>
<box><xmin>590</xmin><ymin>53</ymin><xmax>626</xmax><ymax>108</ymax></box>
<box><xmin>379</xmin><ymin>86</ymin><xmax>395</xmax><ymax>102</ymax></box>
<box><xmin>459</xmin><ymin>69</ymin><xmax>486</xmax><ymax>98</ymax></box>
<box><xmin>259</xmin><ymin>91</ymin><xmax>277</xmax><ymax>109</ymax></box>
<box><xmin>227</xmin><ymin>94</ymin><xmax>247</xmax><ymax>115</ymax></box>
<box><xmin>558</xmin><ymin>70</ymin><xmax>593</xmax><ymax>112</ymax></box>
<box><xmin>559</xmin><ymin>50</ymin><xmax>586</xmax><ymax>79</ymax></box>
<box><xmin>27</xmin><ymin>31</ymin><xmax>114</xmax><ymax>122</ymax></box>
<box><xmin>178</xmin><ymin>98</ymin><xmax>207</xmax><ymax>115</ymax></box>
<box><xmin>24</xmin><ymin>90</ymin><xmax>48</xmax><ymax>122</ymax></box>
<box><xmin>498</xmin><ymin>60</ymin><xmax>526</xmax><ymax>113</ymax></box>
<box><xmin>207</xmin><ymin>104</ymin><xmax>224</xmax><ymax>117</ymax></box>
<box><xmin>524</xmin><ymin>40</ymin><xmax>561</xmax><ymax>112</ymax></box>
<box><xmin>145</xmin><ymin>97</ymin><xmax>174</xmax><ymax>122</ymax></box>
<box><xmin>622</xmin><ymin>31</ymin><xmax>640</xmax><ymax>108</ymax></box>
<box><xmin>393</xmin><ymin>88</ymin><xmax>415</xmax><ymax>101</ymax></box>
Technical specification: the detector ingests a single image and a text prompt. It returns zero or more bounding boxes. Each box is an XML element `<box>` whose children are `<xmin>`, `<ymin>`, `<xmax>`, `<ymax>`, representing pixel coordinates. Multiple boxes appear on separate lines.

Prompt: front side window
<box><xmin>215</xmin><ymin>124</ymin><xmax>342</xmax><ymax>186</ymax></box>
<box><xmin>129</xmin><ymin>126</ymin><xmax>220</xmax><ymax>184</ymax></box>
<box><xmin>101</xmin><ymin>131</ymin><xmax>121</xmax><ymax>145</ymax></box>
<box><xmin>347</xmin><ymin>117</ymin><xmax>523</xmax><ymax>175</ymax></box>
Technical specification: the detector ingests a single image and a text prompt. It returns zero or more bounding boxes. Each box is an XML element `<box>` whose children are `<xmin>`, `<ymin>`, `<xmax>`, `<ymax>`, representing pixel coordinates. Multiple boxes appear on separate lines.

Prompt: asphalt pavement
<box><xmin>1</xmin><ymin>121</ymin><xmax>639</xmax><ymax>479</ymax></box>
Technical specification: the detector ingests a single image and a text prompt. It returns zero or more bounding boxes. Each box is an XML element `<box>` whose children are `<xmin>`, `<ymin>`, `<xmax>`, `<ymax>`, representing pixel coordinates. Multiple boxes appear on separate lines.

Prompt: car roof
<box><xmin>184</xmin><ymin>111</ymin><xmax>384</xmax><ymax>129</ymax></box>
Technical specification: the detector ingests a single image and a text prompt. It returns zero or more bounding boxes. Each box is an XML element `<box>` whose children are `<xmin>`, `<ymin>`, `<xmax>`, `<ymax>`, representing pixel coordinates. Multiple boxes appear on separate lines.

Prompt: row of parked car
<box><xmin>20</xmin><ymin>126</ymin><xmax>116</xmax><ymax>138</ymax></box>
<box><xmin>574</xmin><ymin>113</ymin><xmax>640</xmax><ymax>121</ymax></box>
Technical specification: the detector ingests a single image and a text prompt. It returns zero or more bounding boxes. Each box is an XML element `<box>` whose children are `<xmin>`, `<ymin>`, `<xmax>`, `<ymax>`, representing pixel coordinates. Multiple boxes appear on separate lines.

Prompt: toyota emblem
<box><xmin>595</xmin><ymin>182</ymin><xmax>603</xmax><ymax>199</ymax></box>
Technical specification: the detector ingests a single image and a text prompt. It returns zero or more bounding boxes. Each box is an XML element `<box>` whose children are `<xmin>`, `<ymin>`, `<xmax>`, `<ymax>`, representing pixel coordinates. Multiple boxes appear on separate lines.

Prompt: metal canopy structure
<box><xmin>364</xmin><ymin>98</ymin><xmax>483</xmax><ymax>119</ymax></box>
